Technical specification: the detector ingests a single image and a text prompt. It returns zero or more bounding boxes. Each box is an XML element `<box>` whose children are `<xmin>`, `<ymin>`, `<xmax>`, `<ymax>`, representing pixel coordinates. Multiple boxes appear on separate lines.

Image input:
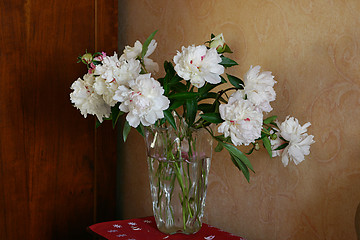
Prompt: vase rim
<box><xmin>147</xmin><ymin>125</ymin><xmax>208</xmax><ymax>132</ymax></box>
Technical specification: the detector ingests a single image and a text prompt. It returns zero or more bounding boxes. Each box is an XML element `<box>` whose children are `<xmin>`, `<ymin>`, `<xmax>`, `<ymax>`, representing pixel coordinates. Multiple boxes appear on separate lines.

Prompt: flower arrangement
<box><xmin>70</xmin><ymin>31</ymin><xmax>315</xmax><ymax>182</ymax></box>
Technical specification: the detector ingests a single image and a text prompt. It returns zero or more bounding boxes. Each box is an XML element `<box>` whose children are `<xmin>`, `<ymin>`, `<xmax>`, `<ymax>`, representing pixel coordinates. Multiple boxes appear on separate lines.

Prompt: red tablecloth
<box><xmin>88</xmin><ymin>216</ymin><xmax>246</xmax><ymax>240</ymax></box>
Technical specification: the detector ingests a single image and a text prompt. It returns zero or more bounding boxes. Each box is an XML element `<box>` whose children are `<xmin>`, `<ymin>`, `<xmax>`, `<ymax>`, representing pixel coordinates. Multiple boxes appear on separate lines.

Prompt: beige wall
<box><xmin>118</xmin><ymin>1</ymin><xmax>360</xmax><ymax>239</ymax></box>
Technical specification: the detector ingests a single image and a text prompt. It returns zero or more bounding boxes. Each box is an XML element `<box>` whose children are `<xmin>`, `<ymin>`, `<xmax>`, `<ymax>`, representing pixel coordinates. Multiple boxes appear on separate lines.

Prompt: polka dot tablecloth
<box><xmin>88</xmin><ymin>216</ymin><xmax>246</xmax><ymax>240</ymax></box>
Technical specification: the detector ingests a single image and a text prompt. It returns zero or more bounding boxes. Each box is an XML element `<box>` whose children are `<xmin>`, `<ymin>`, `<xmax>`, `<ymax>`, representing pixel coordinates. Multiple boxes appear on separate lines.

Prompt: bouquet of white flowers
<box><xmin>70</xmin><ymin>31</ymin><xmax>314</xmax><ymax>180</ymax></box>
<box><xmin>70</xmin><ymin>31</ymin><xmax>315</xmax><ymax>234</ymax></box>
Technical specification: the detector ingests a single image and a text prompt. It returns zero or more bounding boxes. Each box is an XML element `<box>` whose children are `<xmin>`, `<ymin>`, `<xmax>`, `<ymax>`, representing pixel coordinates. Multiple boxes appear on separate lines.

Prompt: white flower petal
<box><xmin>173</xmin><ymin>45</ymin><xmax>224</xmax><ymax>88</ymax></box>
<box><xmin>243</xmin><ymin>65</ymin><xmax>276</xmax><ymax>113</ymax></box>
<box><xmin>115</xmin><ymin>73</ymin><xmax>169</xmax><ymax>128</ymax></box>
<box><xmin>276</xmin><ymin>116</ymin><xmax>315</xmax><ymax>166</ymax></box>
<box><xmin>144</xmin><ymin>58</ymin><xmax>159</xmax><ymax>73</ymax></box>
<box><xmin>70</xmin><ymin>74</ymin><xmax>111</xmax><ymax>123</ymax></box>
<box><xmin>218</xmin><ymin>91</ymin><xmax>263</xmax><ymax>146</ymax></box>
<box><xmin>121</xmin><ymin>39</ymin><xmax>159</xmax><ymax>73</ymax></box>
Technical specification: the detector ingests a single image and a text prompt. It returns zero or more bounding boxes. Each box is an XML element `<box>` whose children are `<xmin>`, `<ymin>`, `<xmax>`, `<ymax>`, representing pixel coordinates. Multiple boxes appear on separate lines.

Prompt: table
<box><xmin>88</xmin><ymin>216</ymin><xmax>246</xmax><ymax>240</ymax></box>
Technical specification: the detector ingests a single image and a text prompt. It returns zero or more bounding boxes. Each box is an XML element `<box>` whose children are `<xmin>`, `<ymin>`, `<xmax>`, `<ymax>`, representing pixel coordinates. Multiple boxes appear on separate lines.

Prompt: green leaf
<box><xmin>163</xmin><ymin>110</ymin><xmax>177</xmax><ymax>130</ymax></box>
<box><xmin>171</xmin><ymin>82</ymin><xmax>187</xmax><ymax>93</ymax></box>
<box><xmin>198</xmin><ymin>103</ymin><xmax>214</xmax><ymax>113</ymax></box>
<box><xmin>263</xmin><ymin>115</ymin><xmax>278</xmax><ymax>124</ymax></box>
<box><xmin>123</xmin><ymin>120</ymin><xmax>131</xmax><ymax>142</ymax></box>
<box><xmin>95</xmin><ymin>119</ymin><xmax>102</xmax><ymax>128</ymax></box>
<box><xmin>199</xmin><ymin>82</ymin><xmax>219</xmax><ymax>95</ymax></box>
<box><xmin>141</xmin><ymin>30</ymin><xmax>158</xmax><ymax>59</ymax></box>
<box><xmin>262</xmin><ymin>136</ymin><xmax>272</xmax><ymax>158</ymax></box>
<box><xmin>214</xmin><ymin>134</ymin><xmax>232</xmax><ymax>143</ymax></box>
<box><xmin>169</xmin><ymin>74</ymin><xmax>182</xmax><ymax>85</ymax></box>
<box><xmin>186</xmin><ymin>99</ymin><xmax>197</xmax><ymax>126</ymax></box>
<box><xmin>200</xmin><ymin>112</ymin><xmax>224</xmax><ymax>124</ymax></box>
<box><xmin>164</xmin><ymin>61</ymin><xmax>175</xmax><ymax>75</ymax></box>
<box><xmin>163</xmin><ymin>73</ymin><xmax>170</xmax><ymax>95</ymax></box>
<box><xmin>223</xmin><ymin>44</ymin><xmax>233</xmax><ymax>53</ymax></box>
<box><xmin>215</xmin><ymin>141</ymin><xmax>224</xmax><ymax>152</ymax></box>
<box><xmin>159</xmin><ymin>118</ymin><xmax>166</xmax><ymax>126</ymax></box>
<box><xmin>169</xmin><ymin>100</ymin><xmax>184</xmax><ymax>110</ymax></box>
<box><xmin>199</xmin><ymin>92</ymin><xmax>227</xmax><ymax>103</ymax></box>
<box><xmin>275</xmin><ymin>142</ymin><xmax>289</xmax><ymax>151</ymax></box>
<box><xmin>136</xmin><ymin>123</ymin><xmax>145</xmax><ymax>137</ymax></box>
<box><xmin>157</xmin><ymin>77</ymin><xmax>164</xmax><ymax>85</ymax></box>
<box><xmin>220</xmin><ymin>75</ymin><xmax>227</xmax><ymax>83</ymax></box>
<box><xmin>226</xmin><ymin>74</ymin><xmax>244</xmax><ymax>89</ymax></box>
<box><xmin>111</xmin><ymin>103</ymin><xmax>124</xmax><ymax>128</ymax></box>
<box><xmin>230</xmin><ymin>155</ymin><xmax>250</xmax><ymax>182</ymax></box>
<box><xmin>168</xmin><ymin>92</ymin><xmax>199</xmax><ymax>100</ymax></box>
<box><xmin>211</xmin><ymin>33</ymin><xmax>215</xmax><ymax>39</ymax></box>
<box><xmin>222</xmin><ymin>143</ymin><xmax>254</xmax><ymax>172</ymax></box>
<box><xmin>162</xmin><ymin>62</ymin><xmax>178</xmax><ymax>95</ymax></box>
<box><xmin>220</xmin><ymin>56</ymin><xmax>238</xmax><ymax>68</ymax></box>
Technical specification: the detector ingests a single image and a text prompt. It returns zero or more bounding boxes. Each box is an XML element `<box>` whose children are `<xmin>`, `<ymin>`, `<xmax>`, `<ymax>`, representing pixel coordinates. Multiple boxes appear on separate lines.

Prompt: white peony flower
<box><xmin>243</xmin><ymin>65</ymin><xmax>276</xmax><ymax>113</ymax></box>
<box><xmin>94</xmin><ymin>52</ymin><xmax>122</xmax><ymax>82</ymax></box>
<box><xmin>94</xmin><ymin>53</ymin><xmax>141</xmax><ymax>85</ymax></box>
<box><xmin>113</xmin><ymin>73</ymin><xmax>170</xmax><ymax>127</ymax></box>
<box><xmin>93</xmin><ymin>77</ymin><xmax>119</xmax><ymax>107</ymax></box>
<box><xmin>173</xmin><ymin>45</ymin><xmax>224</xmax><ymax>88</ymax></box>
<box><xmin>275</xmin><ymin>116</ymin><xmax>315</xmax><ymax>166</ymax></box>
<box><xmin>116</xmin><ymin>58</ymin><xmax>142</xmax><ymax>85</ymax></box>
<box><xmin>121</xmin><ymin>39</ymin><xmax>159</xmax><ymax>73</ymax></box>
<box><xmin>218</xmin><ymin>91</ymin><xmax>263</xmax><ymax>146</ymax></box>
<box><xmin>93</xmin><ymin>55</ymin><xmax>141</xmax><ymax>107</ymax></box>
<box><xmin>70</xmin><ymin>73</ymin><xmax>111</xmax><ymax>123</ymax></box>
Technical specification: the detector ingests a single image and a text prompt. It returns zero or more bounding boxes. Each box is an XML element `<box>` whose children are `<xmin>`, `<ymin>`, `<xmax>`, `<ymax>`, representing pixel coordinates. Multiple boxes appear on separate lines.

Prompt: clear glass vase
<box><xmin>144</xmin><ymin>123</ymin><xmax>212</xmax><ymax>234</ymax></box>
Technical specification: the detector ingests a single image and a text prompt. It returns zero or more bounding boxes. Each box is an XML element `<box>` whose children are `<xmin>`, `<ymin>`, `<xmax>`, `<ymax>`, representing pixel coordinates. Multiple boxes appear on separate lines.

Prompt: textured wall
<box><xmin>118</xmin><ymin>1</ymin><xmax>360</xmax><ymax>239</ymax></box>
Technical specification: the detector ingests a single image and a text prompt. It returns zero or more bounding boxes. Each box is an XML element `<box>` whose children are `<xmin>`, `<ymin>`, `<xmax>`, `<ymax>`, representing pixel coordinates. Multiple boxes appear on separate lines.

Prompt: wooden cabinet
<box><xmin>0</xmin><ymin>1</ymin><xmax>118</xmax><ymax>239</ymax></box>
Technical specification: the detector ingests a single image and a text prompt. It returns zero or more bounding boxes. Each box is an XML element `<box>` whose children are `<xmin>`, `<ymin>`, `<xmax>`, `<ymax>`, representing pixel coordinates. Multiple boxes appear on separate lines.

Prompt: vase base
<box><xmin>156</xmin><ymin>224</ymin><xmax>201</xmax><ymax>235</ymax></box>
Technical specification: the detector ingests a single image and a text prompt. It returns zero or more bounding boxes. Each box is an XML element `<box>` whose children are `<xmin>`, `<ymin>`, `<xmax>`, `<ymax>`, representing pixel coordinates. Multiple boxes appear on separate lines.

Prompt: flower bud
<box><xmin>210</xmin><ymin>33</ymin><xmax>226</xmax><ymax>53</ymax></box>
<box><xmin>270</xmin><ymin>133</ymin><xmax>278</xmax><ymax>140</ymax></box>
<box><xmin>254</xmin><ymin>142</ymin><xmax>260</xmax><ymax>151</ymax></box>
<box><xmin>81</xmin><ymin>53</ymin><xmax>93</xmax><ymax>64</ymax></box>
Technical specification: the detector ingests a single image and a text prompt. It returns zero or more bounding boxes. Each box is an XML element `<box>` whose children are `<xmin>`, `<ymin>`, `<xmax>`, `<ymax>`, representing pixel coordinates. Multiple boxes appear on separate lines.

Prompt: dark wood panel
<box><xmin>0</xmin><ymin>2</ymin><xmax>37</xmax><ymax>239</ymax></box>
<box><xmin>0</xmin><ymin>0</ymin><xmax>117</xmax><ymax>239</ymax></box>
<box><xmin>95</xmin><ymin>0</ymin><xmax>119</xmax><ymax>222</ymax></box>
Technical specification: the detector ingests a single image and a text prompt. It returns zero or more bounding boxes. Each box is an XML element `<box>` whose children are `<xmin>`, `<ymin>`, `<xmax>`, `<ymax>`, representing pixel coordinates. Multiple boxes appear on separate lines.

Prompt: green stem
<box><xmin>261</xmin><ymin>127</ymin><xmax>271</xmax><ymax>135</ymax></box>
<box><xmin>217</xmin><ymin>87</ymin><xmax>237</xmax><ymax>100</ymax></box>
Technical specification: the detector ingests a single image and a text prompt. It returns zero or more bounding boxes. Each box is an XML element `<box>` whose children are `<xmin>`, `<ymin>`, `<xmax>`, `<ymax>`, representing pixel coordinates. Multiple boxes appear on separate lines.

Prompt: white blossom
<box><xmin>275</xmin><ymin>116</ymin><xmax>315</xmax><ymax>166</ymax></box>
<box><xmin>121</xmin><ymin>39</ymin><xmax>159</xmax><ymax>73</ymax></box>
<box><xmin>93</xmin><ymin>76</ymin><xmax>119</xmax><ymax>107</ymax></box>
<box><xmin>116</xmin><ymin>58</ymin><xmax>142</xmax><ymax>85</ymax></box>
<box><xmin>94</xmin><ymin>53</ymin><xmax>141</xmax><ymax>84</ymax></box>
<box><xmin>94</xmin><ymin>52</ymin><xmax>122</xmax><ymax>82</ymax></box>
<box><xmin>113</xmin><ymin>73</ymin><xmax>170</xmax><ymax>127</ymax></box>
<box><xmin>173</xmin><ymin>45</ymin><xmax>224</xmax><ymax>88</ymax></box>
<box><xmin>218</xmin><ymin>91</ymin><xmax>263</xmax><ymax>146</ymax></box>
<box><xmin>70</xmin><ymin>73</ymin><xmax>111</xmax><ymax>123</ymax></box>
<box><xmin>243</xmin><ymin>65</ymin><xmax>276</xmax><ymax>113</ymax></box>
<box><xmin>93</xmin><ymin>56</ymin><xmax>141</xmax><ymax>107</ymax></box>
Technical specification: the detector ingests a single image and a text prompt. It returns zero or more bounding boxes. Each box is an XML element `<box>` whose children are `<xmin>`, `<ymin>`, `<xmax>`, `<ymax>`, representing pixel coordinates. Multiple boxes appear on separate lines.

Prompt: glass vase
<box><xmin>144</xmin><ymin>123</ymin><xmax>212</xmax><ymax>235</ymax></box>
